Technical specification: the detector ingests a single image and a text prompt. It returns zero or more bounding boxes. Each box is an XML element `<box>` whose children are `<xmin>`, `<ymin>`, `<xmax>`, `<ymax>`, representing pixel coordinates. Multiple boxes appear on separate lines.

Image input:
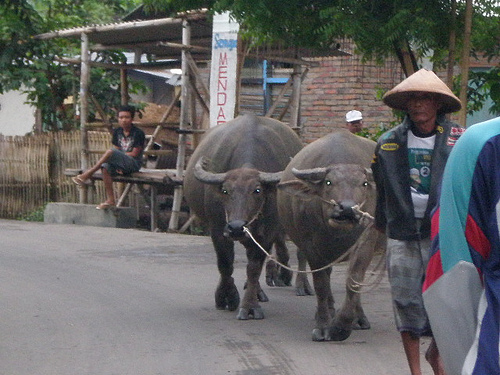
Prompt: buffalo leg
<box><xmin>237</xmin><ymin>241</ymin><xmax>268</xmax><ymax>320</ymax></box>
<box><xmin>211</xmin><ymin>228</ymin><xmax>240</xmax><ymax>311</ymax></box>
<box><xmin>265</xmin><ymin>235</ymin><xmax>293</xmax><ymax>287</ymax></box>
<box><xmin>329</xmin><ymin>226</ymin><xmax>380</xmax><ymax>340</ymax></box>
<box><xmin>311</xmin><ymin>267</ymin><xmax>334</xmax><ymax>341</ymax></box>
<box><xmin>295</xmin><ymin>247</ymin><xmax>314</xmax><ymax>296</ymax></box>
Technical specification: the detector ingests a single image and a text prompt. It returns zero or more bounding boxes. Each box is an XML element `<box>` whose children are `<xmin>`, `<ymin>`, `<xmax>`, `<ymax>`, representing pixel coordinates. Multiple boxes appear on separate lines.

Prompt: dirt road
<box><xmin>0</xmin><ymin>219</ymin><xmax>435</xmax><ymax>375</ymax></box>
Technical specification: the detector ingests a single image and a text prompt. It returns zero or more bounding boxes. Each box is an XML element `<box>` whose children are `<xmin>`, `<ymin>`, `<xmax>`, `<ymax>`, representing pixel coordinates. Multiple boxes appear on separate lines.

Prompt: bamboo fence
<box><xmin>0</xmin><ymin>131</ymin><xmax>111</xmax><ymax>219</ymax></box>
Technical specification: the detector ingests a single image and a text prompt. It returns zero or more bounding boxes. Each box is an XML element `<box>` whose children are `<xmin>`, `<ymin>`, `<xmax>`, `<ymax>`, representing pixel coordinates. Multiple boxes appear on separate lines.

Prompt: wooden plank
<box><xmin>64</xmin><ymin>168</ymin><xmax>183</xmax><ymax>186</ymax></box>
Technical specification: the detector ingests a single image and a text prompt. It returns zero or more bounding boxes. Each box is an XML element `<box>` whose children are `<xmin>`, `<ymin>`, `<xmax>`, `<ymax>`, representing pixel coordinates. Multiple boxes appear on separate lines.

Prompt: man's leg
<box><xmin>77</xmin><ymin>149</ymin><xmax>114</xmax><ymax>181</ymax></box>
<box><xmin>101</xmin><ymin>167</ymin><xmax>116</xmax><ymax>206</ymax></box>
<box><xmin>401</xmin><ymin>331</ymin><xmax>422</xmax><ymax>375</ymax></box>
<box><xmin>426</xmin><ymin>338</ymin><xmax>446</xmax><ymax>375</ymax></box>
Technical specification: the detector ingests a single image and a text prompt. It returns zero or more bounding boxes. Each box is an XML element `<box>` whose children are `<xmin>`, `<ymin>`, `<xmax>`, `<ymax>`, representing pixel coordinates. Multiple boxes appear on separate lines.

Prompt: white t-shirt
<box><xmin>408</xmin><ymin>131</ymin><xmax>436</xmax><ymax>218</ymax></box>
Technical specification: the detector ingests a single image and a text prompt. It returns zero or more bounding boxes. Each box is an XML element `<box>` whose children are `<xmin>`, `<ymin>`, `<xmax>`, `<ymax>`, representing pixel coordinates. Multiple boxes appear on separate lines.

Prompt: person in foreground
<box><xmin>371</xmin><ymin>68</ymin><xmax>464</xmax><ymax>375</ymax></box>
<box><xmin>423</xmin><ymin>116</ymin><xmax>500</xmax><ymax>375</ymax></box>
<box><xmin>72</xmin><ymin>105</ymin><xmax>145</xmax><ymax>210</ymax></box>
<box><xmin>345</xmin><ymin>109</ymin><xmax>363</xmax><ymax>133</ymax></box>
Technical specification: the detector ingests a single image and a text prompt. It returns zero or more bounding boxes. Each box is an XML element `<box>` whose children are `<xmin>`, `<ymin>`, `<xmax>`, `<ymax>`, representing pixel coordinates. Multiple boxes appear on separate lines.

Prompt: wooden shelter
<box><xmin>35</xmin><ymin>9</ymin><xmax>348</xmax><ymax>231</ymax></box>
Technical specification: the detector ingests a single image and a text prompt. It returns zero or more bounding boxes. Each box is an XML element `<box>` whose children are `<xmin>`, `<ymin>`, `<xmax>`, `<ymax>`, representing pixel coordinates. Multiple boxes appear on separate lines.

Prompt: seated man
<box><xmin>72</xmin><ymin>105</ymin><xmax>145</xmax><ymax>210</ymax></box>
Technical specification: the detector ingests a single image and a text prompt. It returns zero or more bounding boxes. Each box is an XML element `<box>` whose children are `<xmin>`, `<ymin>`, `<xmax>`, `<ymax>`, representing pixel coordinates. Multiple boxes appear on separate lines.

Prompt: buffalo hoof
<box><xmin>312</xmin><ymin>328</ymin><xmax>327</xmax><ymax>341</ymax></box>
<box><xmin>278</xmin><ymin>267</ymin><xmax>293</xmax><ymax>286</ymax></box>
<box><xmin>352</xmin><ymin>316</ymin><xmax>371</xmax><ymax>330</ymax></box>
<box><xmin>296</xmin><ymin>286</ymin><xmax>315</xmax><ymax>296</ymax></box>
<box><xmin>215</xmin><ymin>283</ymin><xmax>240</xmax><ymax>311</ymax></box>
<box><xmin>295</xmin><ymin>274</ymin><xmax>314</xmax><ymax>296</ymax></box>
<box><xmin>257</xmin><ymin>289</ymin><xmax>269</xmax><ymax>302</ymax></box>
<box><xmin>265</xmin><ymin>262</ymin><xmax>292</xmax><ymax>287</ymax></box>
<box><xmin>265</xmin><ymin>260</ymin><xmax>279</xmax><ymax>286</ymax></box>
<box><xmin>327</xmin><ymin>326</ymin><xmax>352</xmax><ymax>341</ymax></box>
<box><xmin>243</xmin><ymin>282</ymin><xmax>269</xmax><ymax>302</ymax></box>
<box><xmin>237</xmin><ymin>307</ymin><xmax>265</xmax><ymax>320</ymax></box>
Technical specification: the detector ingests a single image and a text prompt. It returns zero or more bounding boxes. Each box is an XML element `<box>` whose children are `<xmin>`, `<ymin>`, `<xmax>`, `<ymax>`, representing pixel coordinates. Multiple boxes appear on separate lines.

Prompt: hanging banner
<box><xmin>210</xmin><ymin>12</ymin><xmax>240</xmax><ymax>128</ymax></box>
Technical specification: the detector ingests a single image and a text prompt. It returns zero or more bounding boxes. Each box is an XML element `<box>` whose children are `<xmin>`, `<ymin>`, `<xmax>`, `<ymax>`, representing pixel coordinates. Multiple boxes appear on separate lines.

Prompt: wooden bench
<box><xmin>64</xmin><ymin>168</ymin><xmax>183</xmax><ymax>231</ymax></box>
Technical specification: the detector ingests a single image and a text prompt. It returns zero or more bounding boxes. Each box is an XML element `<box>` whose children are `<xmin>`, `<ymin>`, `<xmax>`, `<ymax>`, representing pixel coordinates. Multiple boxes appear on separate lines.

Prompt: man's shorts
<box><xmin>386</xmin><ymin>237</ymin><xmax>432</xmax><ymax>337</ymax></box>
<box><xmin>102</xmin><ymin>149</ymin><xmax>141</xmax><ymax>176</ymax></box>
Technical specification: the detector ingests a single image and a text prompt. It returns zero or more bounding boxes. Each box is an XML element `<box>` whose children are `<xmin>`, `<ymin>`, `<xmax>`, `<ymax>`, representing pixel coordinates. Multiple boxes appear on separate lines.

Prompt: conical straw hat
<box><xmin>383</xmin><ymin>68</ymin><xmax>461</xmax><ymax>113</ymax></box>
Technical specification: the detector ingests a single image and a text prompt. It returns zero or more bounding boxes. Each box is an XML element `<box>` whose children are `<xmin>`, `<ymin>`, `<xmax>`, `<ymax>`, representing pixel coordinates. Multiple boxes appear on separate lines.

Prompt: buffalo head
<box><xmin>278</xmin><ymin>164</ymin><xmax>375</xmax><ymax>229</ymax></box>
<box><xmin>194</xmin><ymin>157</ymin><xmax>283</xmax><ymax>239</ymax></box>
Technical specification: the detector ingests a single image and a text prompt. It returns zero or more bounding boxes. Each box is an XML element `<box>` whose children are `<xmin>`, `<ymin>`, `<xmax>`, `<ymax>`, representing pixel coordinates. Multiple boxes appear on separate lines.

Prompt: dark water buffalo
<box><xmin>277</xmin><ymin>128</ymin><xmax>384</xmax><ymax>341</ymax></box>
<box><xmin>183</xmin><ymin>114</ymin><xmax>303</xmax><ymax>319</ymax></box>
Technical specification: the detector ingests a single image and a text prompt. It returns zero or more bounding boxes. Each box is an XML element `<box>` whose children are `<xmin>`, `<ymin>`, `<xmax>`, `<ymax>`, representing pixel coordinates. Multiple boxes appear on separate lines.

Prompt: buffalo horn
<box><xmin>194</xmin><ymin>157</ymin><xmax>227</xmax><ymax>185</ymax></box>
<box><xmin>258</xmin><ymin>171</ymin><xmax>283</xmax><ymax>184</ymax></box>
<box><xmin>292</xmin><ymin>167</ymin><xmax>329</xmax><ymax>182</ymax></box>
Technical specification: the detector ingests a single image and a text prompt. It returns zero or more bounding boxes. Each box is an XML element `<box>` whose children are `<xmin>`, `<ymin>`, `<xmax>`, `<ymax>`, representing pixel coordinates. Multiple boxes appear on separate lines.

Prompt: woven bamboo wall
<box><xmin>0</xmin><ymin>131</ymin><xmax>112</xmax><ymax>219</ymax></box>
<box><xmin>0</xmin><ymin>134</ymin><xmax>51</xmax><ymax>218</ymax></box>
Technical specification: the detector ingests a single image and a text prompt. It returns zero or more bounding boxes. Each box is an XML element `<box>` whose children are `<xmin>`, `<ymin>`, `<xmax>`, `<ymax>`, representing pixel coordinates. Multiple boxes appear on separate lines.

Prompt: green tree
<box><xmin>0</xmin><ymin>0</ymin><xmax>142</xmax><ymax>132</ymax></box>
<box><xmin>143</xmin><ymin>0</ymin><xmax>500</xmax><ymax>116</ymax></box>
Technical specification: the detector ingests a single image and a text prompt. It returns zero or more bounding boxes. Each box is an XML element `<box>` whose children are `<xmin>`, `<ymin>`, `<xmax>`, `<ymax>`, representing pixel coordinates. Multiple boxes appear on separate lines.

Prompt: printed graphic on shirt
<box><xmin>409</xmin><ymin>150</ymin><xmax>432</xmax><ymax>193</ymax></box>
<box><xmin>118</xmin><ymin>134</ymin><xmax>133</xmax><ymax>152</ymax></box>
<box><xmin>408</xmin><ymin>132</ymin><xmax>435</xmax><ymax>194</ymax></box>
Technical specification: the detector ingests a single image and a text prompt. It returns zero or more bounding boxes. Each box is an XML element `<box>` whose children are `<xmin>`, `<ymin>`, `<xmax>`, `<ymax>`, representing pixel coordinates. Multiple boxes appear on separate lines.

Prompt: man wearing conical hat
<box><xmin>371</xmin><ymin>69</ymin><xmax>464</xmax><ymax>375</ymax></box>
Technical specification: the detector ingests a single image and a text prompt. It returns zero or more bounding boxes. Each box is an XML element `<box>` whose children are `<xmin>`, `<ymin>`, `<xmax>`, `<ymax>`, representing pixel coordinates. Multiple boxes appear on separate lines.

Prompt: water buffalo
<box><xmin>277</xmin><ymin>128</ymin><xmax>384</xmax><ymax>341</ymax></box>
<box><xmin>183</xmin><ymin>114</ymin><xmax>303</xmax><ymax>319</ymax></box>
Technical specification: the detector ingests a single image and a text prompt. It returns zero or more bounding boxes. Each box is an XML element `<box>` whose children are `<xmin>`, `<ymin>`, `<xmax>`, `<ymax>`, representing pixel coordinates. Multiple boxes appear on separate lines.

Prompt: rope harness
<box><xmin>242</xmin><ymin>197</ymin><xmax>386</xmax><ymax>293</ymax></box>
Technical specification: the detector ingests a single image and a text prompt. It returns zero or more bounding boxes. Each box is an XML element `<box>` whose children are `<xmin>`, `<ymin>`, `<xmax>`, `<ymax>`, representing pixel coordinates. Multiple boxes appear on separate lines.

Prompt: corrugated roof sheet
<box><xmin>35</xmin><ymin>9</ymin><xmax>348</xmax><ymax>66</ymax></box>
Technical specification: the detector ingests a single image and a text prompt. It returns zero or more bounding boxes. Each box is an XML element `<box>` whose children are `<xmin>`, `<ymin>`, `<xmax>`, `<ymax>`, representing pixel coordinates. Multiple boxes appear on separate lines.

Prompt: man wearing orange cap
<box><xmin>371</xmin><ymin>69</ymin><xmax>464</xmax><ymax>375</ymax></box>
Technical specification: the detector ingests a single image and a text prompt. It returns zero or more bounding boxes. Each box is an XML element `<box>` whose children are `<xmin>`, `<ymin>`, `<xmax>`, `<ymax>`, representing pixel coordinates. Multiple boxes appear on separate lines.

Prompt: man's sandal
<box><xmin>72</xmin><ymin>176</ymin><xmax>92</xmax><ymax>186</ymax></box>
<box><xmin>96</xmin><ymin>202</ymin><xmax>115</xmax><ymax>210</ymax></box>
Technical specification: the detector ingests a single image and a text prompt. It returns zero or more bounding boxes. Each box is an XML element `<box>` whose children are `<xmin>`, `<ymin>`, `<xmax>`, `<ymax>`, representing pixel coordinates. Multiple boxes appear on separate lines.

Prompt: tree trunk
<box><xmin>393</xmin><ymin>40</ymin><xmax>418</xmax><ymax>77</ymax></box>
<box><xmin>446</xmin><ymin>0</ymin><xmax>457</xmax><ymax>89</ymax></box>
<box><xmin>458</xmin><ymin>0</ymin><xmax>473</xmax><ymax>126</ymax></box>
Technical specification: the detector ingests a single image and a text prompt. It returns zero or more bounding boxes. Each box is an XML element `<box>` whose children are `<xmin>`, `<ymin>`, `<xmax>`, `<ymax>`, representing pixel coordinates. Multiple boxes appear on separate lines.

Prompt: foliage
<box><xmin>356</xmin><ymin>123</ymin><xmax>391</xmax><ymax>142</ymax></box>
<box><xmin>144</xmin><ymin>0</ymin><xmax>343</xmax><ymax>48</ymax></box>
<box><xmin>0</xmin><ymin>0</ymin><xmax>144</xmax><ymax>132</ymax></box>
<box><xmin>143</xmin><ymin>0</ymin><xmax>454</xmax><ymax>58</ymax></box>
<box><xmin>356</xmin><ymin>89</ymin><xmax>404</xmax><ymax>141</ymax></box>
<box><xmin>144</xmin><ymin>0</ymin><xmax>500</xmax><ymax>116</ymax></box>
<box><xmin>3</xmin><ymin>0</ymin><xmax>499</xmax><ymax>127</ymax></box>
<box><xmin>18</xmin><ymin>204</ymin><xmax>47</xmax><ymax>222</ymax></box>
<box><xmin>467</xmin><ymin>67</ymin><xmax>500</xmax><ymax>115</ymax></box>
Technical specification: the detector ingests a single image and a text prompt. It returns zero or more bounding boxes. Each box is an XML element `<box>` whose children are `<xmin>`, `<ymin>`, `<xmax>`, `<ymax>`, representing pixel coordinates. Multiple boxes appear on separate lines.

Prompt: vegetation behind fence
<box><xmin>0</xmin><ymin>131</ymin><xmax>111</xmax><ymax>219</ymax></box>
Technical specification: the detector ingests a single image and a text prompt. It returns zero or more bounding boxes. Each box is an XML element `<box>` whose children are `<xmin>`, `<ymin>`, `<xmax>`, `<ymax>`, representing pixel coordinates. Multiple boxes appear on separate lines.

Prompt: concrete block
<box><xmin>44</xmin><ymin>202</ymin><xmax>137</xmax><ymax>229</ymax></box>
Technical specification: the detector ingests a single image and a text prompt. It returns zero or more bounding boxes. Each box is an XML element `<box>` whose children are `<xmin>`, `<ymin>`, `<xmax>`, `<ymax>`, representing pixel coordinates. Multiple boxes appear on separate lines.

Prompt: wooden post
<box><xmin>168</xmin><ymin>19</ymin><xmax>191</xmax><ymax>232</ymax></box>
<box><xmin>79</xmin><ymin>32</ymin><xmax>90</xmax><ymax>204</ymax></box>
<box><xmin>120</xmin><ymin>69</ymin><xmax>128</xmax><ymax>105</ymax></box>
<box><xmin>150</xmin><ymin>185</ymin><xmax>157</xmax><ymax>232</ymax></box>
<box><xmin>289</xmin><ymin>63</ymin><xmax>302</xmax><ymax>128</ymax></box>
<box><xmin>119</xmin><ymin>65</ymin><xmax>130</xmax><ymax>204</ymax></box>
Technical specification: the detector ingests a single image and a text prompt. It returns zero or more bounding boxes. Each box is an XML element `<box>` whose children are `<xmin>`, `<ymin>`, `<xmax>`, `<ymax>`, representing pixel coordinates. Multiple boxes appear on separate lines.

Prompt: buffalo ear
<box><xmin>278</xmin><ymin>180</ymin><xmax>318</xmax><ymax>201</ymax></box>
